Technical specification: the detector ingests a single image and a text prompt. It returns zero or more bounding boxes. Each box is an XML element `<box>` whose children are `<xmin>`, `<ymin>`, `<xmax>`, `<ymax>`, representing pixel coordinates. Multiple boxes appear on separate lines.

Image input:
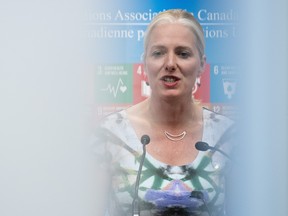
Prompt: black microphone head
<box><xmin>195</xmin><ymin>141</ymin><xmax>211</xmax><ymax>151</ymax></box>
<box><xmin>140</xmin><ymin>135</ymin><xmax>150</xmax><ymax>145</ymax></box>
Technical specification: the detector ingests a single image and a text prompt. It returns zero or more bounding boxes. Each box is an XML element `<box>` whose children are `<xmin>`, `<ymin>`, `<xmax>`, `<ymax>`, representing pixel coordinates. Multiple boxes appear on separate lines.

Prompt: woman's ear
<box><xmin>198</xmin><ymin>55</ymin><xmax>206</xmax><ymax>76</ymax></box>
<box><xmin>200</xmin><ymin>55</ymin><xmax>206</xmax><ymax>70</ymax></box>
<box><xmin>144</xmin><ymin>73</ymin><xmax>149</xmax><ymax>86</ymax></box>
<box><xmin>143</xmin><ymin>63</ymin><xmax>149</xmax><ymax>86</ymax></box>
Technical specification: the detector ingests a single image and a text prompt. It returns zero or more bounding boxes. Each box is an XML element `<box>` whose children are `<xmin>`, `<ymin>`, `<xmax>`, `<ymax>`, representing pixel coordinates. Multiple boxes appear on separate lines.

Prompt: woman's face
<box><xmin>144</xmin><ymin>23</ymin><xmax>205</xmax><ymax>100</ymax></box>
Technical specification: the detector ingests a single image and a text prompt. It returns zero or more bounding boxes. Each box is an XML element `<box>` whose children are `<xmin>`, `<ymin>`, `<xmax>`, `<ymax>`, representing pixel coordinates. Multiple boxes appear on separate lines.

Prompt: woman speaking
<box><xmin>94</xmin><ymin>9</ymin><xmax>234</xmax><ymax>216</ymax></box>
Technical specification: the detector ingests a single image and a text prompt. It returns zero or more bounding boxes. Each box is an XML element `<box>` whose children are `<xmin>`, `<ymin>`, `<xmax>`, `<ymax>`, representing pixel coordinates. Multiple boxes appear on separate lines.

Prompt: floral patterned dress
<box><xmin>93</xmin><ymin>108</ymin><xmax>234</xmax><ymax>216</ymax></box>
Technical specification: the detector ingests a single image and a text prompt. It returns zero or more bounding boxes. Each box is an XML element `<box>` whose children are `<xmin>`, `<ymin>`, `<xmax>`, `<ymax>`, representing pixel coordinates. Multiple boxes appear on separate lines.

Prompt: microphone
<box><xmin>195</xmin><ymin>141</ymin><xmax>232</xmax><ymax>161</ymax></box>
<box><xmin>141</xmin><ymin>135</ymin><xmax>150</xmax><ymax>146</ymax></box>
<box><xmin>132</xmin><ymin>135</ymin><xmax>150</xmax><ymax>216</ymax></box>
<box><xmin>195</xmin><ymin>141</ymin><xmax>210</xmax><ymax>151</ymax></box>
<box><xmin>194</xmin><ymin>142</ymin><xmax>231</xmax><ymax>216</ymax></box>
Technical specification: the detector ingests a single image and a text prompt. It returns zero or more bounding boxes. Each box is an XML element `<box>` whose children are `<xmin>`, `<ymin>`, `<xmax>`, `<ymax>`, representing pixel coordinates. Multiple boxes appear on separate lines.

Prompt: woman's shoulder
<box><xmin>99</xmin><ymin>100</ymin><xmax>147</xmax><ymax>126</ymax></box>
<box><xmin>93</xmin><ymin>109</ymin><xmax>132</xmax><ymax>143</ymax></box>
<box><xmin>202</xmin><ymin>107</ymin><xmax>234</xmax><ymax>126</ymax></box>
<box><xmin>202</xmin><ymin>106</ymin><xmax>236</xmax><ymax>143</ymax></box>
<box><xmin>93</xmin><ymin>109</ymin><xmax>136</xmax><ymax>148</ymax></box>
<box><xmin>98</xmin><ymin>109</ymin><xmax>128</xmax><ymax>127</ymax></box>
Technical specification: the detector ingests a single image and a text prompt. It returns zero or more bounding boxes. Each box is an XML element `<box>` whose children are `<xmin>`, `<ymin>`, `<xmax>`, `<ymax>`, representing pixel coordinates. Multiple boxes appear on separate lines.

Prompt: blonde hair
<box><xmin>143</xmin><ymin>9</ymin><xmax>205</xmax><ymax>59</ymax></box>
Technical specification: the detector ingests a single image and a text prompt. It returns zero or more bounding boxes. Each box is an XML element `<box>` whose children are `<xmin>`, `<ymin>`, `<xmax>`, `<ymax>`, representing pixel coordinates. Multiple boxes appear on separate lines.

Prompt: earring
<box><xmin>196</xmin><ymin>77</ymin><xmax>201</xmax><ymax>87</ymax></box>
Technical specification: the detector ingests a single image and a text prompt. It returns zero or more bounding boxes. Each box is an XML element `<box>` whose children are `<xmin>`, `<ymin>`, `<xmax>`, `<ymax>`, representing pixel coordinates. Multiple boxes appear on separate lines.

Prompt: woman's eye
<box><xmin>152</xmin><ymin>50</ymin><xmax>164</xmax><ymax>57</ymax></box>
<box><xmin>177</xmin><ymin>51</ymin><xmax>191</xmax><ymax>58</ymax></box>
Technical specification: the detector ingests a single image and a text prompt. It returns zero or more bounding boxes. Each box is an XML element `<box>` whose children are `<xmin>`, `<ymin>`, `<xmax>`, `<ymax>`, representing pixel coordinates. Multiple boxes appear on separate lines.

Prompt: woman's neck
<box><xmin>147</xmin><ymin>96</ymin><xmax>197</xmax><ymax>127</ymax></box>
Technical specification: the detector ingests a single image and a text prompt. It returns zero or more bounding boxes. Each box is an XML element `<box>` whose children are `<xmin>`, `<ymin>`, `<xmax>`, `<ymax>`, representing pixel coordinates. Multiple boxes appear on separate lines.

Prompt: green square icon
<box><xmin>95</xmin><ymin>64</ymin><xmax>133</xmax><ymax>104</ymax></box>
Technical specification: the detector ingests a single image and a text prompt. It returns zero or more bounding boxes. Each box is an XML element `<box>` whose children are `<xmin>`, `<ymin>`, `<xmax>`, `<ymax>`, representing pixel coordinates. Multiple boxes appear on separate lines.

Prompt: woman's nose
<box><xmin>165</xmin><ymin>53</ymin><xmax>177</xmax><ymax>72</ymax></box>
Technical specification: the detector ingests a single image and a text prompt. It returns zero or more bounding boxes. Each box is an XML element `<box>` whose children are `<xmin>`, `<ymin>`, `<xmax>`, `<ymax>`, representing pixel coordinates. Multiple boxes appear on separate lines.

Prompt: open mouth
<box><xmin>161</xmin><ymin>76</ymin><xmax>180</xmax><ymax>83</ymax></box>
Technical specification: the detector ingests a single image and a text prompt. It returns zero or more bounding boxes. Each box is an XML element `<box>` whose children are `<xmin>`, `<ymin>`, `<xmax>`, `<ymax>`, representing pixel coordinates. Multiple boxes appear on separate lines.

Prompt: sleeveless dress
<box><xmin>92</xmin><ymin>108</ymin><xmax>234</xmax><ymax>216</ymax></box>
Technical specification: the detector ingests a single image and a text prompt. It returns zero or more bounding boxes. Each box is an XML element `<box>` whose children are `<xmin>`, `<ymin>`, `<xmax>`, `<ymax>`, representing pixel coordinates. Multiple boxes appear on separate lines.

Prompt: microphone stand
<box><xmin>209</xmin><ymin>146</ymin><xmax>232</xmax><ymax>161</ymax></box>
<box><xmin>131</xmin><ymin>135</ymin><xmax>150</xmax><ymax>216</ymax></box>
<box><xmin>194</xmin><ymin>124</ymin><xmax>236</xmax><ymax>216</ymax></box>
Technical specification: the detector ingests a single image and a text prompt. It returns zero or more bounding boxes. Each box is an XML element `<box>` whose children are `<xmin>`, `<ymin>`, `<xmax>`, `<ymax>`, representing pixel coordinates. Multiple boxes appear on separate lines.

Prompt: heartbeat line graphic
<box><xmin>100</xmin><ymin>78</ymin><xmax>127</xmax><ymax>98</ymax></box>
